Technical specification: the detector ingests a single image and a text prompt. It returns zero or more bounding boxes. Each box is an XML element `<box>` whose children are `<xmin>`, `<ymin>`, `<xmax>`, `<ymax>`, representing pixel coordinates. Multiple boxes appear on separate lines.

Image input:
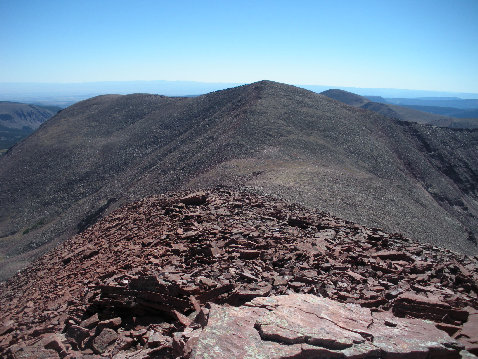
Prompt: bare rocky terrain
<box><xmin>1</xmin><ymin>81</ymin><xmax>477</xmax><ymax>280</ymax></box>
<box><xmin>1</xmin><ymin>190</ymin><xmax>477</xmax><ymax>358</ymax></box>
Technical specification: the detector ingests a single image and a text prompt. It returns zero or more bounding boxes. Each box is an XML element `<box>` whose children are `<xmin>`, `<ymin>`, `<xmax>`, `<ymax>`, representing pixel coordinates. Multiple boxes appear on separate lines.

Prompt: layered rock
<box><xmin>0</xmin><ymin>190</ymin><xmax>477</xmax><ymax>358</ymax></box>
<box><xmin>175</xmin><ymin>294</ymin><xmax>464</xmax><ymax>358</ymax></box>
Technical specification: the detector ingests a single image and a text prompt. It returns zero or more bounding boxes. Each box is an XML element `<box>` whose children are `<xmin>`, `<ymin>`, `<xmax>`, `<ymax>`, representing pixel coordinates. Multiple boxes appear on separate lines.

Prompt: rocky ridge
<box><xmin>2</xmin><ymin>81</ymin><xmax>478</xmax><ymax>282</ymax></box>
<box><xmin>0</xmin><ymin>189</ymin><xmax>477</xmax><ymax>358</ymax></box>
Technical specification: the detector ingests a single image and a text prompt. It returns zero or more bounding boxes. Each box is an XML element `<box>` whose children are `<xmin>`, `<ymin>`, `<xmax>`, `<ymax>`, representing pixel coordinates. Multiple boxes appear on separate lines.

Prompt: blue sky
<box><xmin>1</xmin><ymin>0</ymin><xmax>478</xmax><ymax>93</ymax></box>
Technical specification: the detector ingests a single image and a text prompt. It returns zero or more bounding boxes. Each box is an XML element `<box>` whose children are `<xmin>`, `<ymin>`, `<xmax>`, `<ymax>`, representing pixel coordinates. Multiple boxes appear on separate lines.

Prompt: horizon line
<box><xmin>1</xmin><ymin>79</ymin><xmax>478</xmax><ymax>98</ymax></box>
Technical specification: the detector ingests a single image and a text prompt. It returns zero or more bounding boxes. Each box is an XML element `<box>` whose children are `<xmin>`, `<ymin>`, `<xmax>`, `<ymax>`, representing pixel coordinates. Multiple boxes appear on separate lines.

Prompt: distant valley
<box><xmin>322</xmin><ymin>90</ymin><xmax>478</xmax><ymax>129</ymax></box>
<box><xmin>0</xmin><ymin>102</ymin><xmax>60</xmax><ymax>154</ymax></box>
<box><xmin>396</xmin><ymin>105</ymin><xmax>478</xmax><ymax>120</ymax></box>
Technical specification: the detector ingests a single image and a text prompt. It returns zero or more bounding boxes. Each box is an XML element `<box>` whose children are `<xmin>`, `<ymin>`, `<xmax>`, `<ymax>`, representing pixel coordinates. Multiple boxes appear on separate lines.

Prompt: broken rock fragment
<box><xmin>393</xmin><ymin>293</ymin><xmax>469</xmax><ymax>324</ymax></box>
<box><xmin>92</xmin><ymin>327</ymin><xmax>118</xmax><ymax>354</ymax></box>
<box><xmin>180</xmin><ymin>192</ymin><xmax>208</xmax><ymax>206</ymax></box>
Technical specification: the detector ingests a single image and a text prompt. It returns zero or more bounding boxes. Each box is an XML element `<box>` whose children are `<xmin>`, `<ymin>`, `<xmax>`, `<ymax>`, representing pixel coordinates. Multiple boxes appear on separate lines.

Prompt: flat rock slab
<box><xmin>457</xmin><ymin>311</ymin><xmax>478</xmax><ymax>355</ymax></box>
<box><xmin>179</xmin><ymin>294</ymin><xmax>463</xmax><ymax>359</ymax></box>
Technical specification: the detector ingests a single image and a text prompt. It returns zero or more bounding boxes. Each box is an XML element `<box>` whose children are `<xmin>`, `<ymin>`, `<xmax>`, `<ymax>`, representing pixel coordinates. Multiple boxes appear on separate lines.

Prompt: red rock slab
<box><xmin>393</xmin><ymin>293</ymin><xmax>469</xmax><ymax>324</ymax></box>
<box><xmin>249</xmin><ymin>295</ymin><xmax>374</xmax><ymax>339</ymax></box>
<box><xmin>371</xmin><ymin>311</ymin><xmax>463</xmax><ymax>358</ymax></box>
<box><xmin>183</xmin><ymin>303</ymin><xmax>267</xmax><ymax>358</ymax></box>
<box><xmin>80</xmin><ymin>313</ymin><xmax>99</xmax><ymax>329</ymax></box>
<box><xmin>180</xmin><ymin>192</ymin><xmax>208</xmax><ymax>206</ymax></box>
<box><xmin>177</xmin><ymin>294</ymin><xmax>462</xmax><ymax>359</ymax></box>
<box><xmin>6</xmin><ymin>345</ymin><xmax>60</xmax><ymax>359</ymax></box>
<box><xmin>0</xmin><ymin>320</ymin><xmax>14</xmax><ymax>336</ymax></box>
<box><xmin>456</xmin><ymin>312</ymin><xmax>478</xmax><ymax>355</ymax></box>
<box><xmin>373</xmin><ymin>250</ymin><xmax>413</xmax><ymax>262</ymax></box>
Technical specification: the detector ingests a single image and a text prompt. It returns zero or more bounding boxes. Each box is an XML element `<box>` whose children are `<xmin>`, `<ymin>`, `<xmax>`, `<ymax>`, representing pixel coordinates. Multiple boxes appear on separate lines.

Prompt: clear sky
<box><xmin>1</xmin><ymin>0</ymin><xmax>478</xmax><ymax>93</ymax></box>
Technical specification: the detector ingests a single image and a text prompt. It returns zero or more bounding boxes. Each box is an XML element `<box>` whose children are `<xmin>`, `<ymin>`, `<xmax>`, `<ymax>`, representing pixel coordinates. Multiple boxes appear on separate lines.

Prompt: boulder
<box><xmin>65</xmin><ymin>325</ymin><xmax>90</xmax><ymax>349</ymax></box>
<box><xmin>91</xmin><ymin>328</ymin><xmax>118</xmax><ymax>354</ymax></box>
<box><xmin>80</xmin><ymin>313</ymin><xmax>100</xmax><ymax>329</ymax></box>
<box><xmin>180</xmin><ymin>192</ymin><xmax>208</xmax><ymax>206</ymax></box>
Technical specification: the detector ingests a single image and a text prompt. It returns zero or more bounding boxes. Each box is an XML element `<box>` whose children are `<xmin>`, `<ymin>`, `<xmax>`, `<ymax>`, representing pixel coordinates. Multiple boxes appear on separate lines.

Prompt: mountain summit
<box><xmin>0</xmin><ymin>81</ymin><xmax>477</xmax><ymax>279</ymax></box>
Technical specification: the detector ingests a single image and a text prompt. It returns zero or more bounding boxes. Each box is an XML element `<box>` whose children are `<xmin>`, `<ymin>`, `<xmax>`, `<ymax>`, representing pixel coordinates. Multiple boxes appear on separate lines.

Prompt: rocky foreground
<box><xmin>0</xmin><ymin>189</ymin><xmax>477</xmax><ymax>358</ymax></box>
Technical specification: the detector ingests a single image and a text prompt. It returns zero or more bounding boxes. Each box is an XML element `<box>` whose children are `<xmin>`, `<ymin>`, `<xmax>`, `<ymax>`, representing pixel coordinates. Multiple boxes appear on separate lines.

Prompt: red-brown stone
<box><xmin>1</xmin><ymin>190</ymin><xmax>477</xmax><ymax>358</ymax></box>
<box><xmin>176</xmin><ymin>294</ymin><xmax>463</xmax><ymax>359</ymax></box>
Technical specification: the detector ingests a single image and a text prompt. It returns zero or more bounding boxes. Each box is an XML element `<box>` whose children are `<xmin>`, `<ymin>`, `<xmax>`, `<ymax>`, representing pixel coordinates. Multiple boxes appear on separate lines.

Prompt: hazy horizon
<box><xmin>2</xmin><ymin>79</ymin><xmax>478</xmax><ymax>97</ymax></box>
<box><xmin>2</xmin><ymin>79</ymin><xmax>478</xmax><ymax>108</ymax></box>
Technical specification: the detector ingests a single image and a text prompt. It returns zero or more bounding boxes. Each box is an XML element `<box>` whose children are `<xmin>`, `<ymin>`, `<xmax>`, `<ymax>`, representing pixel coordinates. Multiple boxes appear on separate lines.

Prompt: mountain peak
<box><xmin>251</xmin><ymin>79</ymin><xmax>279</xmax><ymax>86</ymax></box>
<box><xmin>243</xmin><ymin>80</ymin><xmax>309</xmax><ymax>93</ymax></box>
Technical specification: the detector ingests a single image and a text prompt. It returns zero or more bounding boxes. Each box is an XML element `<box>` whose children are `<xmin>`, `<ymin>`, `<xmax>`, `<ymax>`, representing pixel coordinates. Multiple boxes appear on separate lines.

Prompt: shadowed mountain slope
<box><xmin>320</xmin><ymin>89</ymin><xmax>369</xmax><ymax>107</ymax></box>
<box><xmin>0</xmin><ymin>81</ymin><xmax>477</xmax><ymax>279</ymax></box>
<box><xmin>0</xmin><ymin>101</ymin><xmax>58</xmax><ymax>130</ymax></box>
<box><xmin>0</xmin><ymin>102</ymin><xmax>60</xmax><ymax>152</ymax></box>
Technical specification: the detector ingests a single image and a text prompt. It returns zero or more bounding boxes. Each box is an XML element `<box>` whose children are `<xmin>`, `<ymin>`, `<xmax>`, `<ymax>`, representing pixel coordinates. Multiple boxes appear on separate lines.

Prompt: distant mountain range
<box><xmin>0</xmin><ymin>102</ymin><xmax>60</xmax><ymax>153</ymax></box>
<box><xmin>322</xmin><ymin>89</ymin><xmax>478</xmax><ymax>129</ymax></box>
<box><xmin>396</xmin><ymin>105</ymin><xmax>478</xmax><ymax>119</ymax></box>
<box><xmin>0</xmin><ymin>81</ymin><xmax>477</xmax><ymax>280</ymax></box>
<box><xmin>1</xmin><ymin>80</ymin><xmax>478</xmax><ymax>107</ymax></box>
<box><xmin>380</xmin><ymin>97</ymin><xmax>478</xmax><ymax>109</ymax></box>
<box><xmin>365</xmin><ymin>96</ymin><xmax>478</xmax><ymax>119</ymax></box>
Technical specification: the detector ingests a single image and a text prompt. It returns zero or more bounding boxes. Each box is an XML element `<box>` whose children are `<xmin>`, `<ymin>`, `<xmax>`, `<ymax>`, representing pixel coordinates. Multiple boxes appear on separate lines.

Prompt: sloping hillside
<box><xmin>320</xmin><ymin>89</ymin><xmax>369</xmax><ymax>106</ymax></box>
<box><xmin>0</xmin><ymin>81</ymin><xmax>477</xmax><ymax>279</ymax></box>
